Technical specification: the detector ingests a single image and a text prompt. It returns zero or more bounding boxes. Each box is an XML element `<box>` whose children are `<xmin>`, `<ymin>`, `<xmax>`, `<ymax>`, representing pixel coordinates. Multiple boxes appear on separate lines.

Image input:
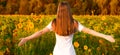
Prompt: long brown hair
<box><xmin>52</xmin><ymin>1</ymin><xmax>78</xmax><ymax>36</ymax></box>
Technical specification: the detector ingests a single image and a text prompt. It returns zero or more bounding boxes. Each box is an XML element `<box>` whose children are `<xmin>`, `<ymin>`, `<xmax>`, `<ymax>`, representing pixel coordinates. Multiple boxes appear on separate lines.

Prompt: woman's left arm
<box><xmin>81</xmin><ymin>27</ymin><xmax>115</xmax><ymax>43</ymax></box>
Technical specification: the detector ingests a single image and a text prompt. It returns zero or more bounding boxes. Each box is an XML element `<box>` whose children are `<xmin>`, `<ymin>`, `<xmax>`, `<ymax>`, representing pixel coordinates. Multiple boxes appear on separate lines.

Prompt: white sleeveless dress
<box><xmin>46</xmin><ymin>21</ymin><xmax>84</xmax><ymax>55</ymax></box>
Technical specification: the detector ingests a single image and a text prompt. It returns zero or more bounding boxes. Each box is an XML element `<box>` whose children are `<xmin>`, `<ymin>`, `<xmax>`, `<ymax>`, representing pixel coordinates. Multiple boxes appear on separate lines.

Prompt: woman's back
<box><xmin>53</xmin><ymin>34</ymin><xmax>75</xmax><ymax>55</ymax></box>
<box><xmin>46</xmin><ymin>21</ymin><xmax>84</xmax><ymax>55</ymax></box>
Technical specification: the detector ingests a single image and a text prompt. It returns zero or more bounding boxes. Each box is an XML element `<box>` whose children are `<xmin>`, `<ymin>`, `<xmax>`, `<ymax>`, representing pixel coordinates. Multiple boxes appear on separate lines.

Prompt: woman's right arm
<box><xmin>18</xmin><ymin>21</ymin><xmax>53</xmax><ymax>47</ymax></box>
<box><xmin>18</xmin><ymin>27</ymin><xmax>50</xmax><ymax>46</ymax></box>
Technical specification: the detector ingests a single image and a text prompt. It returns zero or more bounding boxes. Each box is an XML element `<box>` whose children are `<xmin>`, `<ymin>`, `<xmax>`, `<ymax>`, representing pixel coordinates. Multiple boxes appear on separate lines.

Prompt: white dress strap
<box><xmin>78</xmin><ymin>22</ymin><xmax>84</xmax><ymax>32</ymax></box>
<box><xmin>46</xmin><ymin>21</ymin><xmax>52</xmax><ymax>31</ymax></box>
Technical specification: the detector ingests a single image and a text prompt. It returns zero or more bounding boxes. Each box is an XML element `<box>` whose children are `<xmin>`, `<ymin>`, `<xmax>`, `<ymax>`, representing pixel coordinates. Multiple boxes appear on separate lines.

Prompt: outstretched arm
<box><xmin>26</xmin><ymin>28</ymin><xmax>50</xmax><ymax>40</ymax></box>
<box><xmin>81</xmin><ymin>27</ymin><xmax>115</xmax><ymax>43</ymax></box>
<box><xmin>18</xmin><ymin>27</ymin><xmax>50</xmax><ymax>46</ymax></box>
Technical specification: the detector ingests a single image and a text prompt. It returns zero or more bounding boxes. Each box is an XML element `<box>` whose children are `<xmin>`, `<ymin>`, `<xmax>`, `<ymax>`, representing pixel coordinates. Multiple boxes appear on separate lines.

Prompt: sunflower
<box><xmin>97</xmin><ymin>47</ymin><xmax>101</xmax><ymax>51</ymax></box>
<box><xmin>101</xmin><ymin>16</ymin><xmax>106</xmax><ymax>21</ymax></box>
<box><xmin>2</xmin><ymin>25</ymin><xmax>7</xmax><ymax>31</ymax></box>
<box><xmin>88</xmin><ymin>48</ymin><xmax>91</xmax><ymax>52</ymax></box>
<box><xmin>13</xmin><ymin>33</ymin><xmax>17</xmax><ymax>37</ymax></box>
<box><xmin>26</xmin><ymin>21</ymin><xmax>34</xmax><ymax>29</ymax></box>
<box><xmin>74</xmin><ymin>41</ymin><xmax>79</xmax><ymax>48</ymax></box>
<box><xmin>34</xmin><ymin>28</ymin><xmax>39</xmax><ymax>32</ymax></box>
<box><xmin>99</xmin><ymin>39</ymin><xmax>104</xmax><ymax>44</ymax></box>
<box><xmin>17</xmin><ymin>23</ymin><xmax>23</xmax><ymax>29</ymax></box>
<box><xmin>19</xmin><ymin>18</ymin><xmax>23</xmax><ymax>23</ymax></box>
<box><xmin>84</xmin><ymin>45</ymin><xmax>88</xmax><ymax>50</ymax></box>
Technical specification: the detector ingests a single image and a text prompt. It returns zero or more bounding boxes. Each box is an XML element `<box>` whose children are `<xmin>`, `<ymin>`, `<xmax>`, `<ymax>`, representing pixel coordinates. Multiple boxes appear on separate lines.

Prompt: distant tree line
<box><xmin>0</xmin><ymin>0</ymin><xmax>120</xmax><ymax>15</ymax></box>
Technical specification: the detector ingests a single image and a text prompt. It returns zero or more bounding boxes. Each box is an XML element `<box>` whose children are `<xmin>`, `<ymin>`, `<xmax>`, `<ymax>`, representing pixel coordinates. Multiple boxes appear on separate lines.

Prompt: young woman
<box><xmin>18</xmin><ymin>1</ymin><xmax>115</xmax><ymax>55</ymax></box>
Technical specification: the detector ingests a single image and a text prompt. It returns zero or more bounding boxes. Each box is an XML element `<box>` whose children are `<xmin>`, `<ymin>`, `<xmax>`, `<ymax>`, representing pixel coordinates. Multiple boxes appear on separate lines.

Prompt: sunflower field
<box><xmin>0</xmin><ymin>15</ymin><xmax>120</xmax><ymax>55</ymax></box>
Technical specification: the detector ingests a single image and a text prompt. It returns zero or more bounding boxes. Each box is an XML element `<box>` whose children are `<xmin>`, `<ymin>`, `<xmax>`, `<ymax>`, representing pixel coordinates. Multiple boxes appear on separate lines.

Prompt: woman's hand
<box><xmin>18</xmin><ymin>37</ymin><xmax>29</xmax><ymax>47</ymax></box>
<box><xmin>104</xmin><ymin>35</ymin><xmax>115</xmax><ymax>43</ymax></box>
